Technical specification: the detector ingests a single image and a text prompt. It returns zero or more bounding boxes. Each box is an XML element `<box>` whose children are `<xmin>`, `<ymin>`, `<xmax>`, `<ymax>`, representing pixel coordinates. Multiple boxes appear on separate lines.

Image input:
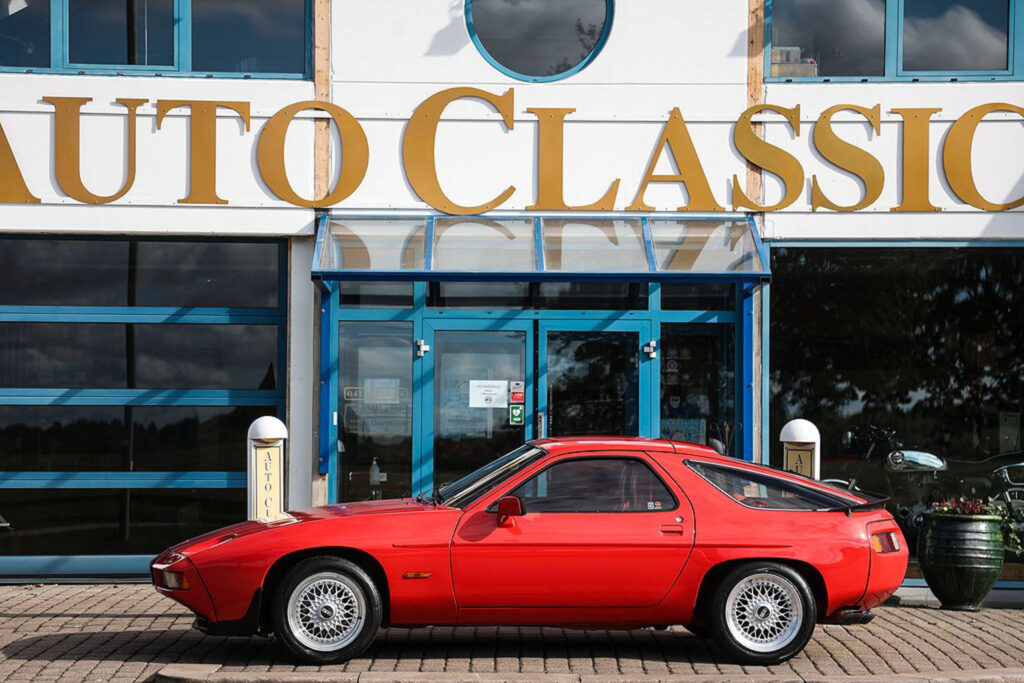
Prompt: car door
<box><xmin>450</xmin><ymin>453</ymin><xmax>695</xmax><ymax>608</ymax></box>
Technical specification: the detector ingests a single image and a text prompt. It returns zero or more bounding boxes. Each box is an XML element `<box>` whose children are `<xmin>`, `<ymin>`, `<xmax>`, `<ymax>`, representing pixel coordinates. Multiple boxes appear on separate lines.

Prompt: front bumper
<box><xmin>150</xmin><ymin>551</ymin><xmax>217</xmax><ymax>621</ymax></box>
<box><xmin>193</xmin><ymin>588</ymin><xmax>264</xmax><ymax>637</ymax></box>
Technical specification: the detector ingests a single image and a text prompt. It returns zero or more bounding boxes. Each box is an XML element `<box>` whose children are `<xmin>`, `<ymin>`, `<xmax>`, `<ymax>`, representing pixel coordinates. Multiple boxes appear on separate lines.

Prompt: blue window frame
<box><xmin>0</xmin><ymin>237</ymin><xmax>287</xmax><ymax>578</ymax></box>
<box><xmin>765</xmin><ymin>0</ymin><xmax>1024</xmax><ymax>82</ymax></box>
<box><xmin>0</xmin><ymin>0</ymin><xmax>311</xmax><ymax>79</ymax></box>
<box><xmin>315</xmin><ymin>214</ymin><xmax>767</xmax><ymax>505</ymax></box>
<box><xmin>464</xmin><ymin>0</ymin><xmax>614</xmax><ymax>83</ymax></box>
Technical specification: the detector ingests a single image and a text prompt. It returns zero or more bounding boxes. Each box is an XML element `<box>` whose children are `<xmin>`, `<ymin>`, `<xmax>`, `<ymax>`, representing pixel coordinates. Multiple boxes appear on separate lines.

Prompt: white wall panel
<box><xmin>332</xmin><ymin>1</ymin><xmax>748</xmax><ymax>86</ymax></box>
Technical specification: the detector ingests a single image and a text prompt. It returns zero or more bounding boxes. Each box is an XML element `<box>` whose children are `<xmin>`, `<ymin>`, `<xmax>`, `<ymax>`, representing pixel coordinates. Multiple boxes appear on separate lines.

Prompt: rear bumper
<box><xmin>863</xmin><ymin>520</ymin><xmax>910</xmax><ymax>609</ymax></box>
<box><xmin>826</xmin><ymin>608</ymin><xmax>875</xmax><ymax>625</ymax></box>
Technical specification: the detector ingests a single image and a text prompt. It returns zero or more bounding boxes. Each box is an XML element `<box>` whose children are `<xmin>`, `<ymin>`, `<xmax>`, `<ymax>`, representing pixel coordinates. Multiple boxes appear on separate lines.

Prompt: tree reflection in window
<box><xmin>771</xmin><ymin>248</ymin><xmax>1024</xmax><ymax>575</ymax></box>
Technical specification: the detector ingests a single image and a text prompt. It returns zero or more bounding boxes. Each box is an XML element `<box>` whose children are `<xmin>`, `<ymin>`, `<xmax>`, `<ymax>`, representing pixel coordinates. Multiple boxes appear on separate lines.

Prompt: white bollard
<box><xmin>779</xmin><ymin>419</ymin><xmax>820</xmax><ymax>480</ymax></box>
<box><xmin>247</xmin><ymin>416</ymin><xmax>289</xmax><ymax>521</ymax></box>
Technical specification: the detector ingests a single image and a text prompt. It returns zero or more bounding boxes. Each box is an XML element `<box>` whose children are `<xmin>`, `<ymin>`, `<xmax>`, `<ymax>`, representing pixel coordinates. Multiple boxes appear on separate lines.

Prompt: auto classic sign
<box><xmin>0</xmin><ymin>87</ymin><xmax>1020</xmax><ymax>214</ymax></box>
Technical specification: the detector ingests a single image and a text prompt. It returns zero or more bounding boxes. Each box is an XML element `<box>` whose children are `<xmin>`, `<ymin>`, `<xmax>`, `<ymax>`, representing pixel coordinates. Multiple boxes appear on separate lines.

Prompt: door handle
<box><xmin>659</xmin><ymin>524</ymin><xmax>684</xmax><ymax>534</ymax></box>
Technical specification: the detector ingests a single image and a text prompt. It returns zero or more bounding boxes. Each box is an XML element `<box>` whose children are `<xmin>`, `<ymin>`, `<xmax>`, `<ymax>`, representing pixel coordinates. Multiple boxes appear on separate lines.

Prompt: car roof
<box><xmin>529</xmin><ymin>436</ymin><xmax>722</xmax><ymax>459</ymax></box>
<box><xmin>529</xmin><ymin>437</ymin><xmax>863</xmax><ymax>501</ymax></box>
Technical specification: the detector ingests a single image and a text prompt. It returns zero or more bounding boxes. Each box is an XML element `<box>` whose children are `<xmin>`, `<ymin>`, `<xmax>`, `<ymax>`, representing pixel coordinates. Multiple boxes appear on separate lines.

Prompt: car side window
<box><xmin>687</xmin><ymin>461</ymin><xmax>849</xmax><ymax>510</ymax></box>
<box><xmin>508</xmin><ymin>457</ymin><xmax>677</xmax><ymax>513</ymax></box>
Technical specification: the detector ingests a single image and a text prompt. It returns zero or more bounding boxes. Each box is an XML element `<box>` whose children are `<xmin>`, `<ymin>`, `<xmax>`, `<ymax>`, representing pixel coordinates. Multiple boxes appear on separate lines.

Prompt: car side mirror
<box><xmin>496</xmin><ymin>495</ymin><xmax>524</xmax><ymax>528</ymax></box>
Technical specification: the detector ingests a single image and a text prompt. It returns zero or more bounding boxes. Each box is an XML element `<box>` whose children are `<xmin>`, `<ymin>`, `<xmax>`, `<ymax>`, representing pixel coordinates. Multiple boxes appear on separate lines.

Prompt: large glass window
<box><xmin>0</xmin><ymin>0</ymin><xmax>50</xmax><ymax>67</ymax></box>
<box><xmin>191</xmin><ymin>0</ymin><xmax>306</xmax><ymax>74</ymax></box>
<box><xmin>902</xmin><ymin>0</ymin><xmax>1010</xmax><ymax>72</ymax></box>
<box><xmin>771</xmin><ymin>247</ymin><xmax>1024</xmax><ymax>579</ymax></box>
<box><xmin>768</xmin><ymin>0</ymin><xmax>1018</xmax><ymax>80</ymax></box>
<box><xmin>0</xmin><ymin>239</ymin><xmax>280</xmax><ymax>308</ymax></box>
<box><xmin>68</xmin><ymin>0</ymin><xmax>174</xmax><ymax>66</ymax></box>
<box><xmin>509</xmin><ymin>458</ymin><xmax>676</xmax><ymax>513</ymax></box>
<box><xmin>0</xmin><ymin>488</ymin><xmax>245</xmax><ymax>556</ymax></box>
<box><xmin>467</xmin><ymin>0</ymin><xmax>612</xmax><ymax>81</ymax></box>
<box><xmin>0</xmin><ymin>322</ymin><xmax>278</xmax><ymax>390</ymax></box>
<box><xmin>0</xmin><ymin>238</ymin><xmax>285</xmax><ymax>574</ymax></box>
<box><xmin>0</xmin><ymin>0</ymin><xmax>309</xmax><ymax>77</ymax></box>
<box><xmin>0</xmin><ymin>405</ymin><xmax>273</xmax><ymax>472</ymax></box>
<box><xmin>769</xmin><ymin>0</ymin><xmax>885</xmax><ymax>78</ymax></box>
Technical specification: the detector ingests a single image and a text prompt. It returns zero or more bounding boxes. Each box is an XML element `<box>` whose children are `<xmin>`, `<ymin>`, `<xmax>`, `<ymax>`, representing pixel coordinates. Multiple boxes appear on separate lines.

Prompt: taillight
<box><xmin>871</xmin><ymin>531</ymin><xmax>901</xmax><ymax>553</ymax></box>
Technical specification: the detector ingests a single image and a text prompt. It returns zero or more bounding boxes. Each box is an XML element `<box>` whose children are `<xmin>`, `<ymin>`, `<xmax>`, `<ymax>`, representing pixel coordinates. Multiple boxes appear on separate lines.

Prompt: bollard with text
<box><xmin>247</xmin><ymin>416</ymin><xmax>289</xmax><ymax>522</ymax></box>
<box><xmin>779</xmin><ymin>419</ymin><xmax>821</xmax><ymax>480</ymax></box>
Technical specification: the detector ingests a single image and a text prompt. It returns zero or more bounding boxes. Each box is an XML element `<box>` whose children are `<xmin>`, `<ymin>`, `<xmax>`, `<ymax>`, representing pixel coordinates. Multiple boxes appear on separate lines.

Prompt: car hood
<box><xmin>293</xmin><ymin>498</ymin><xmax>444</xmax><ymax>520</ymax></box>
<box><xmin>166</xmin><ymin>498</ymin><xmax>450</xmax><ymax>557</ymax></box>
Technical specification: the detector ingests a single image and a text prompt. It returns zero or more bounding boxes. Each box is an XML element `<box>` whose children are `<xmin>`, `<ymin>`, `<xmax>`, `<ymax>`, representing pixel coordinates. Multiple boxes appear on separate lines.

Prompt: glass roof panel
<box><xmin>433</xmin><ymin>218</ymin><xmax>535</xmax><ymax>271</ymax></box>
<box><xmin>315</xmin><ymin>215</ymin><xmax>769</xmax><ymax>283</ymax></box>
<box><xmin>542</xmin><ymin>219</ymin><xmax>648</xmax><ymax>272</ymax></box>
<box><xmin>323</xmin><ymin>219</ymin><xmax>426</xmax><ymax>271</ymax></box>
<box><xmin>649</xmin><ymin>220</ymin><xmax>762</xmax><ymax>273</ymax></box>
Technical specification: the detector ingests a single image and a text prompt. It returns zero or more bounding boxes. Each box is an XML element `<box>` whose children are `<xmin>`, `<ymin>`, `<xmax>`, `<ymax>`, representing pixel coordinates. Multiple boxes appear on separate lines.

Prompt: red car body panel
<box><xmin>152</xmin><ymin>438</ymin><xmax>908</xmax><ymax>632</ymax></box>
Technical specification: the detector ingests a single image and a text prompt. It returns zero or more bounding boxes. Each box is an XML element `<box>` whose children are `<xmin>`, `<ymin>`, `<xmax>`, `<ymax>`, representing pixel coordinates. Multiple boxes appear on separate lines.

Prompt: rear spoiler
<box><xmin>824</xmin><ymin>490</ymin><xmax>890</xmax><ymax>517</ymax></box>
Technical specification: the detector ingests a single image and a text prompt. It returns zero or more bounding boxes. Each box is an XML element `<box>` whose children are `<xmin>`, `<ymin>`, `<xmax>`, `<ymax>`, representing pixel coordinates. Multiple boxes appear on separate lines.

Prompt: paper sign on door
<box><xmin>469</xmin><ymin>380</ymin><xmax>508</xmax><ymax>408</ymax></box>
<box><xmin>509</xmin><ymin>380</ymin><xmax>525</xmax><ymax>404</ymax></box>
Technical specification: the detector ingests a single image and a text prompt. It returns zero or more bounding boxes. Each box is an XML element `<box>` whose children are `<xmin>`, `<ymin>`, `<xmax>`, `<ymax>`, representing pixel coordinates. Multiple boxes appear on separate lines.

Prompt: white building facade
<box><xmin>0</xmin><ymin>0</ymin><xmax>1021</xmax><ymax>584</ymax></box>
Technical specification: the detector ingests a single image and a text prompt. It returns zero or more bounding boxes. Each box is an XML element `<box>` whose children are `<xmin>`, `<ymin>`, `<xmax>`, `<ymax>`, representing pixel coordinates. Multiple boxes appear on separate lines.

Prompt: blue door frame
<box><xmin>538</xmin><ymin>319</ymin><xmax>654</xmax><ymax>439</ymax></box>
<box><xmin>419</xmin><ymin>318</ymin><xmax>535</xmax><ymax>496</ymax></box>
<box><xmin>323</xmin><ymin>282</ymin><xmax>756</xmax><ymax>504</ymax></box>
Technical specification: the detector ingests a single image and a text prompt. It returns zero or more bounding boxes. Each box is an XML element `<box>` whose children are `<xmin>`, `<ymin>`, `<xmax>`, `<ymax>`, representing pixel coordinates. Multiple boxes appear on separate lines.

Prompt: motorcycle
<box><xmin>825</xmin><ymin>425</ymin><xmax>1024</xmax><ymax>553</ymax></box>
<box><xmin>823</xmin><ymin>425</ymin><xmax>947</xmax><ymax>547</ymax></box>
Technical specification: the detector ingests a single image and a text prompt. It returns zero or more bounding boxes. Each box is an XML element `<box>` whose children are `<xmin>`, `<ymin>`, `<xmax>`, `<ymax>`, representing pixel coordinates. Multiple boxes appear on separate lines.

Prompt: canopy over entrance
<box><xmin>313</xmin><ymin>215</ymin><xmax>770</xmax><ymax>284</ymax></box>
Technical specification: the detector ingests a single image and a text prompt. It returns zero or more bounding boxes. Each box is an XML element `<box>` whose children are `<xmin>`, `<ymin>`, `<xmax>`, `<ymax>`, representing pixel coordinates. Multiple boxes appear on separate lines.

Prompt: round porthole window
<box><xmin>466</xmin><ymin>0</ymin><xmax>613</xmax><ymax>82</ymax></box>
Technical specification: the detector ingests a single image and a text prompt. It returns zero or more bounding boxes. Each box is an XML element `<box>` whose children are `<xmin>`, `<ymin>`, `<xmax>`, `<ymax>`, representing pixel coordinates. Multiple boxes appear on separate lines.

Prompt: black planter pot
<box><xmin>918</xmin><ymin>512</ymin><xmax>1004</xmax><ymax>611</ymax></box>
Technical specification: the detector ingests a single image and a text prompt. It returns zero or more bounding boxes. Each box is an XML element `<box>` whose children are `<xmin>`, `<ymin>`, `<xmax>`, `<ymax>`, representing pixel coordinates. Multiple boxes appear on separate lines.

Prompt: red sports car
<box><xmin>152</xmin><ymin>438</ymin><xmax>907</xmax><ymax>665</ymax></box>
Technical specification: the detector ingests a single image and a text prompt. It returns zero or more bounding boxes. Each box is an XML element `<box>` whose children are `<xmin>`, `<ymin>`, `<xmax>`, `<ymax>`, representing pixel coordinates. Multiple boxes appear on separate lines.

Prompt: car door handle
<box><xmin>659</xmin><ymin>524</ymin><xmax>684</xmax><ymax>534</ymax></box>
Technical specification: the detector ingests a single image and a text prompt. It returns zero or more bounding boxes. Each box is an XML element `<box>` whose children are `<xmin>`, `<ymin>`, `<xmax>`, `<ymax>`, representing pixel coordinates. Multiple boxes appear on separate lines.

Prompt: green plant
<box><xmin>930</xmin><ymin>497</ymin><xmax>1023</xmax><ymax>558</ymax></box>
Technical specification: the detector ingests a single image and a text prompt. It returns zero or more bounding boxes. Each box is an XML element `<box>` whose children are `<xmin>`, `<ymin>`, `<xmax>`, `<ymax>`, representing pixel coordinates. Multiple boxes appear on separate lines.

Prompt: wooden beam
<box><xmin>746</xmin><ymin>0</ymin><xmax>765</xmax><ymax>206</ymax></box>
<box><xmin>311</xmin><ymin>0</ymin><xmax>331</xmax><ymax>507</ymax></box>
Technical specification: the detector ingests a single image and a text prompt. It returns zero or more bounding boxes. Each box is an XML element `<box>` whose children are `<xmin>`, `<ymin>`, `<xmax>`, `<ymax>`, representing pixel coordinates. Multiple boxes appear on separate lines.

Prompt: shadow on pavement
<box><xmin>0</xmin><ymin>626</ymin><xmax>726</xmax><ymax>670</ymax></box>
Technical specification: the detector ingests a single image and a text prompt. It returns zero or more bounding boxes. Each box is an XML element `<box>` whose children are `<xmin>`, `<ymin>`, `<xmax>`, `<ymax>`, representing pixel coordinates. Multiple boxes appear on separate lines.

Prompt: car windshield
<box><xmin>437</xmin><ymin>445</ymin><xmax>545</xmax><ymax>508</ymax></box>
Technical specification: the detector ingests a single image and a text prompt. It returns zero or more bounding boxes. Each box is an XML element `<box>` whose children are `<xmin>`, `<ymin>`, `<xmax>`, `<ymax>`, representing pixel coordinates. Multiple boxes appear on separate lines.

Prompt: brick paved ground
<box><xmin>2</xmin><ymin>584</ymin><xmax>1024</xmax><ymax>682</ymax></box>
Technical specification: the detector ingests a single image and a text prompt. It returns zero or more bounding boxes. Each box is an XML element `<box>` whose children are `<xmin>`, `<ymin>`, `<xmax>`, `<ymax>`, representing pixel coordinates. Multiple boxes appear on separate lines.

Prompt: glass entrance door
<box><xmin>420</xmin><ymin>320</ymin><xmax>533</xmax><ymax>495</ymax></box>
<box><xmin>538</xmin><ymin>320</ymin><xmax>653</xmax><ymax>439</ymax></box>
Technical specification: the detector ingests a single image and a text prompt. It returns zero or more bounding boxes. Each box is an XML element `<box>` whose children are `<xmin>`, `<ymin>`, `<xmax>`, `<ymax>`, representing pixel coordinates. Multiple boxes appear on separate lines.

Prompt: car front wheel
<box><xmin>271</xmin><ymin>556</ymin><xmax>382</xmax><ymax>664</ymax></box>
<box><xmin>710</xmin><ymin>562</ymin><xmax>816</xmax><ymax>664</ymax></box>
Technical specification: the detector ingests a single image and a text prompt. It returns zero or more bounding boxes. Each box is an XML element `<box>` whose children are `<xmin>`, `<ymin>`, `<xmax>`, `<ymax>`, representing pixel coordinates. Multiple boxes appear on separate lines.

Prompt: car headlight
<box><xmin>160</xmin><ymin>570</ymin><xmax>192</xmax><ymax>590</ymax></box>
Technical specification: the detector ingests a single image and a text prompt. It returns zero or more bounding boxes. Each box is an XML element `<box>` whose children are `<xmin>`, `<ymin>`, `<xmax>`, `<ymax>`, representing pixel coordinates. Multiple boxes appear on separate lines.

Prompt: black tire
<box><xmin>271</xmin><ymin>556</ymin><xmax>382</xmax><ymax>664</ymax></box>
<box><xmin>709</xmin><ymin>562</ymin><xmax>816</xmax><ymax>665</ymax></box>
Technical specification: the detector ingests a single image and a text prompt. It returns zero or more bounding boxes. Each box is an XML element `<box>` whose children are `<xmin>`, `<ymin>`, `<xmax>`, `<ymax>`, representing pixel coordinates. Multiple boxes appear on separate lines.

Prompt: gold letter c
<box><xmin>944</xmin><ymin>103</ymin><xmax>1024</xmax><ymax>211</ymax></box>
<box><xmin>402</xmin><ymin>87</ymin><xmax>516</xmax><ymax>215</ymax></box>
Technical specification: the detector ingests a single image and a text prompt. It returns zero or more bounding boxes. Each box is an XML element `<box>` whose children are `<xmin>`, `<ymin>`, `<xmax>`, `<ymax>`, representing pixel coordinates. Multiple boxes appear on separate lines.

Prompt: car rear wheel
<box><xmin>271</xmin><ymin>557</ymin><xmax>382</xmax><ymax>664</ymax></box>
<box><xmin>710</xmin><ymin>562</ymin><xmax>816</xmax><ymax>664</ymax></box>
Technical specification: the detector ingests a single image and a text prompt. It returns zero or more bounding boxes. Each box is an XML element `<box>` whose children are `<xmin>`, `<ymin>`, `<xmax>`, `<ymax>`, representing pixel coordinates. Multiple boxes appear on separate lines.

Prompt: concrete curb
<box><xmin>152</xmin><ymin>663</ymin><xmax>1024</xmax><ymax>683</ymax></box>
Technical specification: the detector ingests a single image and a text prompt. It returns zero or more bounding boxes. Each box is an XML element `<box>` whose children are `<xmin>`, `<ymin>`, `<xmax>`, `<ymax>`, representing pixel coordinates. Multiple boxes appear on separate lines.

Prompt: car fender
<box><xmin>188</xmin><ymin>507</ymin><xmax>463</xmax><ymax>624</ymax></box>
